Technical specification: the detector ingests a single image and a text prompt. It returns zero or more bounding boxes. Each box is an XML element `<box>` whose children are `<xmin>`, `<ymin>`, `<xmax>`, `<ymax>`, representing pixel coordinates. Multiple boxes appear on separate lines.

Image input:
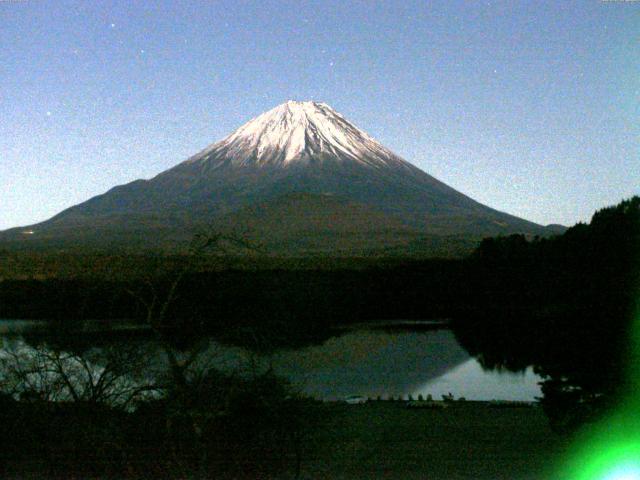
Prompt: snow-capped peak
<box><xmin>189</xmin><ymin>101</ymin><xmax>413</xmax><ymax>170</ymax></box>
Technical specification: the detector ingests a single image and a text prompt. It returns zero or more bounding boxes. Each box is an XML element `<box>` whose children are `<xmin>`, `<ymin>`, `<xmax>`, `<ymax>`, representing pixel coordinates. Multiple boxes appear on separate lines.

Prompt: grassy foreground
<box><xmin>301</xmin><ymin>401</ymin><xmax>571</xmax><ymax>480</ymax></box>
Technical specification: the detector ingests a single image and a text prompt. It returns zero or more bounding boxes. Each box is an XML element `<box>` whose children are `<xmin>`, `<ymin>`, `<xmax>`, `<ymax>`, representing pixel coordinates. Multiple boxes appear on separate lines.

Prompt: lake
<box><xmin>0</xmin><ymin>320</ymin><xmax>542</xmax><ymax>402</ymax></box>
<box><xmin>268</xmin><ymin>327</ymin><xmax>542</xmax><ymax>401</ymax></box>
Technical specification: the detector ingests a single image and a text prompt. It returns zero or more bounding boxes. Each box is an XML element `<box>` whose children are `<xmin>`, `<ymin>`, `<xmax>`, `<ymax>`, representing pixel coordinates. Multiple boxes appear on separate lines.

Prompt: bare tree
<box><xmin>124</xmin><ymin>231</ymin><xmax>263</xmax><ymax>475</ymax></box>
<box><xmin>0</xmin><ymin>339</ymin><xmax>160</xmax><ymax>409</ymax></box>
<box><xmin>126</xmin><ymin>230</ymin><xmax>259</xmax><ymax>390</ymax></box>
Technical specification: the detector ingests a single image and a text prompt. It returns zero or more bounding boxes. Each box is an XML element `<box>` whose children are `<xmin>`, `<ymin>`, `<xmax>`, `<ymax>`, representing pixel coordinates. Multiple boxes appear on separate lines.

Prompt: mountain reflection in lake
<box><xmin>0</xmin><ymin>321</ymin><xmax>542</xmax><ymax>401</ymax></box>
<box><xmin>270</xmin><ymin>329</ymin><xmax>469</xmax><ymax>400</ymax></box>
<box><xmin>268</xmin><ymin>329</ymin><xmax>542</xmax><ymax>401</ymax></box>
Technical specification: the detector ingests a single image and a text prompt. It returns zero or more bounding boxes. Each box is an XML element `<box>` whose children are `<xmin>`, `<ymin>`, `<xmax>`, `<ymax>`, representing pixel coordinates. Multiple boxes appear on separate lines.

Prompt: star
<box><xmin>110</xmin><ymin>23</ymin><xmax>116</xmax><ymax>28</ymax></box>
<box><xmin>140</xmin><ymin>49</ymin><xmax>145</xmax><ymax>54</ymax></box>
<box><xmin>46</xmin><ymin>111</ymin><xmax>52</xmax><ymax>116</ymax></box>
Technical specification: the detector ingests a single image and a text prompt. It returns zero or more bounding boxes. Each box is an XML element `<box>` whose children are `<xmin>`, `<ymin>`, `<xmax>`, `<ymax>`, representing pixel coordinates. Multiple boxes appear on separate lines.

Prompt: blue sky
<box><xmin>1</xmin><ymin>0</ymin><xmax>638</xmax><ymax>229</ymax></box>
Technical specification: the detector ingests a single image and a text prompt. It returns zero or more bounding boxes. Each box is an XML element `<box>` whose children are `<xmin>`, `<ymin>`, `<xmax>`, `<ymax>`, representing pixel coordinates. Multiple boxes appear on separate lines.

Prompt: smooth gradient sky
<box><xmin>1</xmin><ymin>0</ymin><xmax>638</xmax><ymax>230</ymax></box>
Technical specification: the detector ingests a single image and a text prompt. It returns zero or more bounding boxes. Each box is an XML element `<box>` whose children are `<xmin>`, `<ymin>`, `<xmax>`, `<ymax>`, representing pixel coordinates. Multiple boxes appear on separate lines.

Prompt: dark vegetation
<box><xmin>453</xmin><ymin>196</ymin><xmax>640</xmax><ymax>432</ymax></box>
<box><xmin>0</xmin><ymin>370</ymin><xmax>320</xmax><ymax>479</ymax></box>
<box><xmin>0</xmin><ymin>258</ymin><xmax>467</xmax><ymax>349</ymax></box>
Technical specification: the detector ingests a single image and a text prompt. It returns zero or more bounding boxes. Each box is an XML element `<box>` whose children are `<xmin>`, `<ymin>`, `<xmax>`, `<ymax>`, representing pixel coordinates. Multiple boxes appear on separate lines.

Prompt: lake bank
<box><xmin>303</xmin><ymin>401</ymin><xmax>570</xmax><ymax>479</ymax></box>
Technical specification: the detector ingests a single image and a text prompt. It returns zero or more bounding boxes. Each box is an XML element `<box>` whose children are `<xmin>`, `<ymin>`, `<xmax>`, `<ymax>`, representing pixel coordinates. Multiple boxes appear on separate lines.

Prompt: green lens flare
<box><xmin>557</xmin><ymin>402</ymin><xmax>640</xmax><ymax>479</ymax></box>
<box><xmin>602</xmin><ymin>463</ymin><xmax>640</xmax><ymax>480</ymax></box>
<box><xmin>558</xmin><ymin>304</ymin><xmax>640</xmax><ymax>479</ymax></box>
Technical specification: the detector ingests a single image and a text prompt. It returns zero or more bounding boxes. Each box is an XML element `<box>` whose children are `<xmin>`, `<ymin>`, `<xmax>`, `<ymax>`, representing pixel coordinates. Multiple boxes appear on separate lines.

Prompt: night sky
<box><xmin>2</xmin><ymin>0</ymin><xmax>638</xmax><ymax>230</ymax></box>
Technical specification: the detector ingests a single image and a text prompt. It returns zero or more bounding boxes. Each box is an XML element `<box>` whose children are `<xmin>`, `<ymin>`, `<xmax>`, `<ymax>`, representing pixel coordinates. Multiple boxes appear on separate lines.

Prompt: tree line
<box><xmin>453</xmin><ymin>196</ymin><xmax>640</xmax><ymax>432</ymax></box>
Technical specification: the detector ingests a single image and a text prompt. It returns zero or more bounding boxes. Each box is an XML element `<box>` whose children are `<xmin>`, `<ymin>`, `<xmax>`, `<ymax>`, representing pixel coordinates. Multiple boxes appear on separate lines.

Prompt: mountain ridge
<box><xmin>0</xmin><ymin>100</ymin><xmax>561</xmax><ymax>256</ymax></box>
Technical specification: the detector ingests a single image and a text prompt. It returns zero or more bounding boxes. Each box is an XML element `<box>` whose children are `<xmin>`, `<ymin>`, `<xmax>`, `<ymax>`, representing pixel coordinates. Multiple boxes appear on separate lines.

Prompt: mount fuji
<box><xmin>1</xmin><ymin>101</ymin><xmax>558</xmax><ymax>256</ymax></box>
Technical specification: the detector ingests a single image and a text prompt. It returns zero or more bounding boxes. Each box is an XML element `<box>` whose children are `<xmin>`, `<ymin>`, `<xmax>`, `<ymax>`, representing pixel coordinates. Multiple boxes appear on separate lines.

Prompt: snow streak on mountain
<box><xmin>185</xmin><ymin>100</ymin><xmax>413</xmax><ymax>171</ymax></box>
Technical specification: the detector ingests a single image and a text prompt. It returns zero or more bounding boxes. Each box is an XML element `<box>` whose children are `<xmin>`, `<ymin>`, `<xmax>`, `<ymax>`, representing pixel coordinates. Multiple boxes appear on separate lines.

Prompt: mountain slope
<box><xmin>0</xmin><ymin>101</ymin><xmax>556</xmax><ymax>255</ymax></box>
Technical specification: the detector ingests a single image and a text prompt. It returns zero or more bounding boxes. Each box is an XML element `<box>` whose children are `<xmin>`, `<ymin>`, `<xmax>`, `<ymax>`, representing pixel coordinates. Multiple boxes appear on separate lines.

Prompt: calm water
<box><xmin>0</xmin><ymin>320</ymin><xmax>542</xmax><ymax>402</ymax></box>
<box><xmin>268</xmin><ymin>329</ymin><xmax>542</xmax><ymax>401</ymax></box>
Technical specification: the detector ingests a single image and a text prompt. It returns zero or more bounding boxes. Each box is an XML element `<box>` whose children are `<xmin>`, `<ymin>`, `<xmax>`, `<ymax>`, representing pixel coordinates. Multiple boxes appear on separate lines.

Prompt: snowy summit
<box><xmin>188</xmin><ymin>100</ymin><xmax>412</xmax><ymax>170</ymax></box>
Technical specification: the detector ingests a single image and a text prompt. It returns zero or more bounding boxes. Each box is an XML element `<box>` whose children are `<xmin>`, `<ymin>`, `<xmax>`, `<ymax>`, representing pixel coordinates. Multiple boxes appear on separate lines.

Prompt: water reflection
<box><xmin>269</xmin><ymin>329</ymin><xmax>470</xmax><ymax>400</ymax></box>
<box><xmin>0</xmin><ymin>321</ymin><xmax>542</xmax><ymax>402</ymax></box>
<box><xmin>414</xmin><ymin>360</ymin><xmax>542</xmax><ymax>401</ymax></box>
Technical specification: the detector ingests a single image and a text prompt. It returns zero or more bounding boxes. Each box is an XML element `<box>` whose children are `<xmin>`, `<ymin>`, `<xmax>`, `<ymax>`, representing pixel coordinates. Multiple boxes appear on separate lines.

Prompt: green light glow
<box><xmin>558</xmin><ymin>302</ymin><xmax>640</xmax><ymax>479</ymax></box>
<box><xmin>560</xmin><ymin>424</ymin><xmax>640</xmax><ymax>479</ymax></box>
<box><xmin>602</xmin><ymin>463</ymin><xmax>640</xmax><ymax>480</ymax></box>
